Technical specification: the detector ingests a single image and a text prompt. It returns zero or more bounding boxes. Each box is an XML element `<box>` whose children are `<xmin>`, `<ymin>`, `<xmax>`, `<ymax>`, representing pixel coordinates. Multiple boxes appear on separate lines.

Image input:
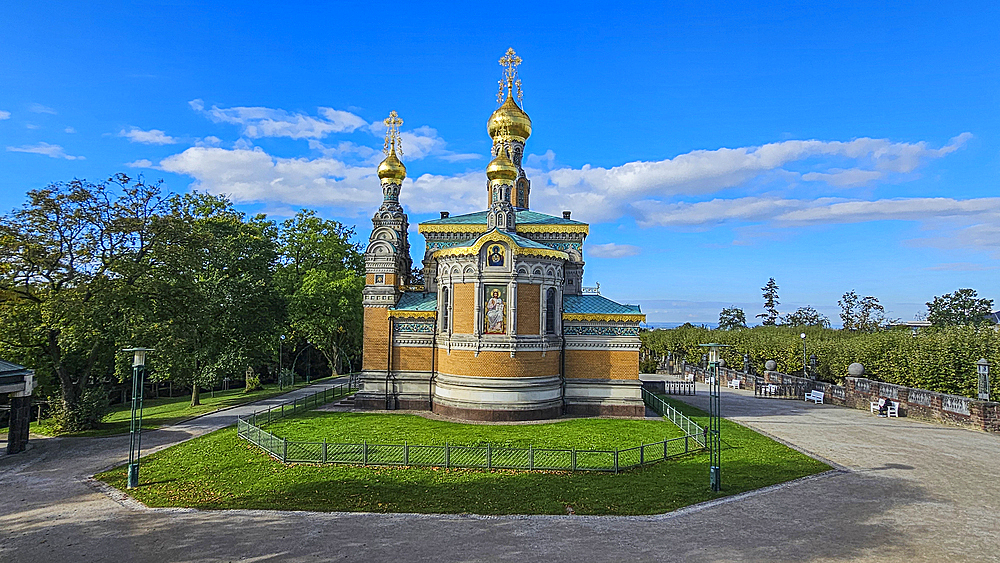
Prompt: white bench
<box><xmin>727</xmin><ymin>379</ymin><xmax>742</xmax><ymax>389</ymax></box>
<box><xmin>805</xmin><ymin>390</ymin><xmax>824</xmax><ymax>404</ymax></box>
<box><xmin>870</xmin><ymin>399</ymin><xmax>899</xmax><ymax>418</ymax></box>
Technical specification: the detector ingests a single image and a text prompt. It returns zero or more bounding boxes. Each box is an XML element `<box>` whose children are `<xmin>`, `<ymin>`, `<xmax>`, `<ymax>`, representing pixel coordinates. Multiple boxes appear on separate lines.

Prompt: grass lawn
<box><xmin>34</xmin><ymin>377</ymin><xmax>336</xmax><ymax>438</ymax></box>
<box><xmin>96</xmin><ymin>397</ymin><xmax>830</xmax><ymax>515</ymax></box>
<box><xmin>263</xmin><ymin>411</ymin><xmax>686</xmax><ymax>450</ymax></box>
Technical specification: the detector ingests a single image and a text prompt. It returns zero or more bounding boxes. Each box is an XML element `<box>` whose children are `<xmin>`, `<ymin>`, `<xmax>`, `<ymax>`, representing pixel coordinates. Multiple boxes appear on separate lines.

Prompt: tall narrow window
<box><xmin>441</xmin><ymin>286</ymin><xmax>449</xmax><ymax>332</ymax></box>
<box><xmin>545</xmin><ymin>287</ymin><xmax>556</xmax><ymax>334</ymax></box>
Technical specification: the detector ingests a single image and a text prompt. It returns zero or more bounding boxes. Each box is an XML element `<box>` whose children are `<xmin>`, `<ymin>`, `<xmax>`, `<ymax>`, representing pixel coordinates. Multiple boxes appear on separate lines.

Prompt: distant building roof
<box><xmin>563</xmin><ymin>294</ymin><xmax>641</xmax><ymax>315</ymax></box>
<box><xmin>988</xmin><ymin>311</ymin><xmax>1000</xmax><ymax>324</ymax></box>
<box><xmin>890</xmin><ymin>320</ymin><xmax>933</xmax><ymax>328</ymax></box>
<box><xmin>0</xmin><ymin>360</ymin><xmax>32</xmax><ymax>377</ymax></box>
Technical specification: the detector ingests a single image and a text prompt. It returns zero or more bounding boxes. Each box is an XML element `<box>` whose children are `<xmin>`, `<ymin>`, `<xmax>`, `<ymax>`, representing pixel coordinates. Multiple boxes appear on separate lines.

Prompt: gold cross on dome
<box><xmin>383</xmin><ymin>110</ymin><xmax>403</xmax><ymax>156</ymax></box>
<box><xmin>499</xmin><ymin>48</ymin><xmax>522</xmax><ymax>96</ymax></box>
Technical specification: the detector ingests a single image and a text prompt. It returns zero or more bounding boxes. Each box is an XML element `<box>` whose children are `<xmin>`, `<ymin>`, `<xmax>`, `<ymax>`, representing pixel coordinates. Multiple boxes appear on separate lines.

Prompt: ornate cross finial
<box><xmin>498</xmin><ymin>48</ymin><xmax>524</xmax><ymax>105</ymax></box>
<box><xmin>382</xmin><ymin>110</ymin><xmax>403</xmax><ymax>156</ymax></box>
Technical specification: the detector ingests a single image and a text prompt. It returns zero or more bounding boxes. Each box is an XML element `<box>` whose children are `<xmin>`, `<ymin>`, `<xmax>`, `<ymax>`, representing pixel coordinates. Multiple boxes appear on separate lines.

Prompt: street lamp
<box><xmin>122</xmin><ymin>347</ymin><xmax>153</xmax><ymax>489</ymax></box>
<box><xmin>800</xmin><ymin>333</ymin><xmax>807</xmax><ymax>378</ymax></box>
<box><xmin>978</xmin><ymin>359</ymin><xmax>991</xmax><ymax>401</ymax></box>
<box><xmin>699</xmin><ymin>343</ymin><xmax>729</xmax><ymax>492</ymax></box>
<box><xmin>809</xmin><ymin>354</ymin><xmax>818</xmax><ymax>379</ymax></box>
<box><xmin>278</xmin><ymin>334</ymin><xmax>286</xmax><ymax>389</ymax></box>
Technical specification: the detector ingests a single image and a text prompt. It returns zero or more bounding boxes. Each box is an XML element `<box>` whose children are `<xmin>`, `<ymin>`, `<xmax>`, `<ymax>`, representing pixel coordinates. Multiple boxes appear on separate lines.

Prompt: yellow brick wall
<box><xmin>517</xmin><ymin>283</ymin><xmax>540</xmax><ymax>335</ymax></box>
<box><xmin>564</xmin><ymin>350</ymin><xmax>639</xmax><ymax>380</ymax></box>
<box><xmin>391</xmin><ymin>346</ymin><xmax>433</xmax><ymax>372</ymax></box>
<box><xmin>452</xmin><ymin>282</ymin><xmax>475</xmax><ymax>334</ymax></box>
<box><xmin>437</xmin><ymin>350</ymin><xmax>560</xmax><ymax>378</ymax></box>
<box><xmin>365</xmin><ymin>273</ymin><xmax>397</xmax><ymax>286</ymax></box>
<box><xmin>362</xmin><ymin>307</ymin><xmax>389</xmax><ymax>371</ymax></box>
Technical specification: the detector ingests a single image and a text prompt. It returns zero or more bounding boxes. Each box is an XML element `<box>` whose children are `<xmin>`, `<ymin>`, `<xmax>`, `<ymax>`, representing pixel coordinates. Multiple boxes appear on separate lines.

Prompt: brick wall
<box><xmin>365</xmin><ymin>273</ymin><xmax>398</xmax><ymax>286</ymax></box>
<box><xmin>391</xmin><ymin>346</ymin><xmax>433</xmax><ymax>372</ymax></box>
<box><xmin>565</xmin><ymin>350</ymin><xmax>639</xmax><ymax>380</ymax></box>
<box><xmin>452</xmin><ymin>282</ymin><xmax>475</xmax><ymax>334</ymax></box>
<box><xmin>362</xmin><ymin>307</ymin><xmax>389</xmax><ymax>371</ymax></box>
<box><xmin>436</xmin><ymin>349</ymin><xmax>559</xmax><ymax>378</ymax></box>
<box><xmin>517</xmin><ymin>283</ymin><xmax>540</xmax><ymax>335</ymax></box>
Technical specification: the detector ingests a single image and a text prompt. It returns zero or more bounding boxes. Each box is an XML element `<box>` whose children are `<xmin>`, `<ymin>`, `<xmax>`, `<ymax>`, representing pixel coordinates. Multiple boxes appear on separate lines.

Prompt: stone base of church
<box><xmin>354</xmin><ymin>371</ymin><xmax>644</xmax><ymax>420</ymax></box>
<box><xmin>563</xmin><ymin>377</ymin><xmax>645</xmax><ymax>418</ymax></box>
<box><xmin>431</xmin><ymin>402</ymin><xmax>563</xmax><ymax>422</ymax></box>
<box><xmin>355</xmin><ymin>369</ymin><xmax>433</xmax><ymax>411</ymax></box>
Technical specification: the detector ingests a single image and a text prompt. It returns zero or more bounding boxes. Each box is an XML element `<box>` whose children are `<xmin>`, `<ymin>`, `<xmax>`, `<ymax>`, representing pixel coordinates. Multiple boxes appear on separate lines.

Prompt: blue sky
<box><xmin>2</xmin><ymin>1</ymin><xmax>997</xmax><ymax>324</ymax></box>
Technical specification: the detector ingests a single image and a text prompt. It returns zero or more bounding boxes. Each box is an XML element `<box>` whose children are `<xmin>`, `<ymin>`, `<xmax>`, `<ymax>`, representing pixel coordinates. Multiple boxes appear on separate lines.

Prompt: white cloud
<box><xmin>0</xmin><ymin>110</ymin><xmax>10</xmax><ymax>120</ymax></box>
<box><xmin>537</xmin><ymin>134</ymin><xmax>972</xmax><ymax>223</ymax></box>
<box><xmin>6</xmin><ymin>142</ymin><xmax>84</xmax><ymax>160</ymax></box>
<box><xmin>801</xmin><ymin>168</ymin><xmax>883</xmax><ymax>187</ymax></box>
<box><xmin>197</xmin><ymin>136</ymin><xmax>222</xmax><ymax>147</ymax></box>
<box><xmin>587</xmin><ymin>243</ymin><xmax>642</xmax><ymax>258</ymax></box>
<box><xmin>29</xmin><ymin>103</ymin><xmax>57</xmax><ymax>114</ymax></box>
<box><xmin>119</xmin><ymin>127</ymin><xmax>178</xmax><ymax>145</ymax></box>
<box><xmin>190</xmin><ymin>99</ymin><xmax>366</xmax><ymax>140</ymax></box>
<box><xmin>64</xmin><ymin>126</ymin><xmax>76</xmax><ymax>133</ymax></box>
<box><xmin>126</xmin><ymin>159</ymin><xmax>153</xmax><ymax>168</ymax></box>
<box><xmin>159</xmin><ymin>146</ymin><xmax>377</xmax><ymax>209</ymax></box>
<box><xmin>629</xmin><ymin>196</ymin><xmax>1000</xmax><ymax>229</ymax></box>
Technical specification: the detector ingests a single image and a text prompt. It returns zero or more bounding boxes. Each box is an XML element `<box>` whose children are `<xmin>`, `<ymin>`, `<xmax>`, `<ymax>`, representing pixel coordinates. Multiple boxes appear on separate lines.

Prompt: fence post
<box><xmin>404</xmin><ymin>442</ymin><xmax>409</xmax><ymax>466</ymax></box>
<box><xmin>282</xmin><ymin>438</ymin><xmax>287</xmax><ymax>463</ymax></box>
<box><xmin>664</xmin><ymin>438</ymin><xmax>668</xmax><ymax>459</ymax></box>
<box><xmin>363</xmin><ymin>441</ymin><xmax>368</xmax><ymax>466</ymax></box>
<box><xmin>487</xmin><ymin>442</ymin><xmax>491</xmax><ymax>470</ymax></box>
<box><xmin>323</xmin><ymin>438</ymin><xmax>327</xmax><ymax>463</ymax></box>
<box><xmin>529</xmin><ymin>445</ymin><xmax>534</xmax><ymax>471</ymax></box>
<box><xmin>640</xmin><ymin>444</ymin><xmax>645</xmax><ymax>465</ymax></box>
<box><xmin>572</xmin><ymin>448</ymin><xmax>577</xmax><ymax>471</ymax></box>
<box><xmin>614</xmin><ymin>450</ymin><xmax>619</xmax><ymax>474</ymax></box>
<box><xmin>445</xmin><ymin>442</ymin><xmax>450</xmax><ymax>468</ymax></box>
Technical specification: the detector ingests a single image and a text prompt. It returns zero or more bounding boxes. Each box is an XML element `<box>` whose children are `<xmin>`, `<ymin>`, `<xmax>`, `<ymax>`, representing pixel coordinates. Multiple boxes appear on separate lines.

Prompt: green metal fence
<box><xmin>236</xmin><ymin>377</ymin><xmax>706</xmax><ymax>473</ymax></box>
<box><xmin>642</xmin><ymin>387</ymin><xmax>706</xmax><ymax>446</ymax></box>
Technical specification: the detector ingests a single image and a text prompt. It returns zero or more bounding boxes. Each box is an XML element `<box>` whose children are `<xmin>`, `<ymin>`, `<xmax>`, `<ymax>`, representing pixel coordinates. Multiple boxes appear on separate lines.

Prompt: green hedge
<box><xmin>641</xmin><ymin>325</ymin><xmax>999</xmax><ymax>399</ymax></box>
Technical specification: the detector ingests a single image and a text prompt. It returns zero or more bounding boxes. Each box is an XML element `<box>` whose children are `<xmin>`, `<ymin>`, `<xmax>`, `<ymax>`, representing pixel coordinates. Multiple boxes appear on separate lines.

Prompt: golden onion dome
<box><xmin>486</xmin><ymin>149</ymin><xmax>518</xmax><ymax>183</ymax></box>
<box><xmin>377</xmin><ymin>149</ymin><xmax>406</xmax><ymax>183</ymax></box>
<box><xmin>487</xmin><ymin>93</ymin><xmax>532</xmax><ymax>142</ymax></box>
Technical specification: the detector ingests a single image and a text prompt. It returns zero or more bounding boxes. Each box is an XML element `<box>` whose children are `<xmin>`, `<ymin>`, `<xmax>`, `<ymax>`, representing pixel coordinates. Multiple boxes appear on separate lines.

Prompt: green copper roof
<box><xmin>562</xmin><ymin>294</ymin><xmax>642</xmax><ymax>315</ymax></box>
<box><xmin>393</xmin><ymin>292</ymin><xmax>438</xmax><ymax>311</ymax></box>
<box><xmin>446</xmin><ymin>228</ymin><xmax>562</xmax><ymax>251</ymax></box>
<box><xmin>421</xmin><ymin>209</ymin><xmax>587</xmax><ymax>226</ymax></box>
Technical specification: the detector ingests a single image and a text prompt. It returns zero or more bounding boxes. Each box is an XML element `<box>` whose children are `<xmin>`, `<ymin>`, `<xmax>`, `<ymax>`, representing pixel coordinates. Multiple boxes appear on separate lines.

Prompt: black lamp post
<box><xmin>122</xmin><ymin>347</ymin><xmax>153</xmax><ymax>489</ymax></box>
<box><xmin>809</xmin><ymin>354</ymin><xmax>818</xmax><ymax>379</ymax></box>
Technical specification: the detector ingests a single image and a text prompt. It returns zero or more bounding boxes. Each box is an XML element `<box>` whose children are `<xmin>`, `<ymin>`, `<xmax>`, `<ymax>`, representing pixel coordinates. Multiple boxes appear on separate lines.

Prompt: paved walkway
<box><xmin>1</xmin><ymin>382</ymin><xmax>998</xmax><ymax>562</ymax></box>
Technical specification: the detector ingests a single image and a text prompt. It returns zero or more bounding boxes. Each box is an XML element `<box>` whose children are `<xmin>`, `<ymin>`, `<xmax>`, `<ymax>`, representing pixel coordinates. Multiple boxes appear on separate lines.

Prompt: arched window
<box><xmin>545</xmin><ymin>287</ymin><xmax>556</xmax><ymax>334</ymax></box>
<box><xmin>441</xmin><ymin>286</ymin><xmax>449</xmax><ymax>332</ymax></box>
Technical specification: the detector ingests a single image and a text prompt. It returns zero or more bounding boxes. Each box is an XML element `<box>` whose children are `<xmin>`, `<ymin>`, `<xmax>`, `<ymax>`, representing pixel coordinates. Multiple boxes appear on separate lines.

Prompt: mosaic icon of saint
<box><xmin>486</xmin><ymin>288</ymin><xmax>505</xmax><ymax>333</ymax></box>
<box><xmin>488</xmin><ymin>245</ymin><xmax>504</xmax><ymax>267</ymax></box>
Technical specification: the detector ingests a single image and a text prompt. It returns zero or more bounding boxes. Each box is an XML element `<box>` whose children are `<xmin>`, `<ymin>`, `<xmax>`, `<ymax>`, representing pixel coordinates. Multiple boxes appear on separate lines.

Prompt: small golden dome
<box><xmin>487</xmin><ymin>93</ymin><xmax>532</xmax><ymax>142</ymax></box>
<box><xmin>377</xmin><ymin>149</ymin><xmax>406</xmax><ymax>184</ymax></box>
<box><xmin>486</xmin><ymin>149</ymin><xmax>518</xmax><ymax>183</ymax></box>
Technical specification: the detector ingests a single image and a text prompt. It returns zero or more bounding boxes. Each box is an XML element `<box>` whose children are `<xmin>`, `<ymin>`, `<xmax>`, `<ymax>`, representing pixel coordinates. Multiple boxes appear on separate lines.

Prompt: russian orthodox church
<box><xmin>357</xmin><ymin>49</ymin><xmax>645</xmax><ymax>420</ymax></box>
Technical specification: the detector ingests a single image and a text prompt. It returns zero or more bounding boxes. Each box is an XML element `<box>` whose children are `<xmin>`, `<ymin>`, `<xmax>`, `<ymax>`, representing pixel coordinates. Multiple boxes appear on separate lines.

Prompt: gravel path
<box><xmin>2</xmin><ymin>381</ymin><xmax>998</xmax><ymax>563</ymax></box>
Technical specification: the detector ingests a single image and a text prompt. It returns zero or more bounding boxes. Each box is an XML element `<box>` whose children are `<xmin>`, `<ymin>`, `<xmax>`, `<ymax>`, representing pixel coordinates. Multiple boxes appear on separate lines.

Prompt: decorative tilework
<box><xmin>395</xmin><ymin>322</ymin><xmax>434</xmax><ymax>333</ymax></box>
<box><xmin>563</xmin><ymin>325</ymin><xmax>640</xmax><ymax>336</ymax></box>
<box><xmin>546</xmin><ymin>242</ymin><xmax>582</xmax><ymax>253</ymax></box>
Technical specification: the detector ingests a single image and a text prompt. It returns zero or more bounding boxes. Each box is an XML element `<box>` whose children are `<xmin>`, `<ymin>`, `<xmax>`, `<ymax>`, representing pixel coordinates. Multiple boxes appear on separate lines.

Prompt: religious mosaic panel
<box><xmin>486</xmin><ymin>243</ymin><xmax>505</xmax><ymax>267</ymax></box>
<box><xmin>483</xmin><ymin>284</ymin><xmax>507</xmax><ymax>334</ymax></box>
